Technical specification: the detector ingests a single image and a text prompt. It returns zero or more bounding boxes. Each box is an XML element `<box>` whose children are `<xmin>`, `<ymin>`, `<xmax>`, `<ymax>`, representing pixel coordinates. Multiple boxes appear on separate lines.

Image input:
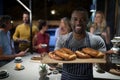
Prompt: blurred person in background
<box><xmin>90</xmin><ymin>11</ymin><xmax>113</xmax><ymax>73</ymax></box>
<box><xmin>51</xmin><ymin>17</ymin><xmax>72</xmax><ymax>69</ymax></box>
<box><xmin>55</xmin><ymin>17</ymin><xmax>72</xmax><ymax>42</ymax></box>
<box><xmin>90</xmin><ymin>11</ymin><xmax>111</xmax><ymax>50</ymax></box>
<box><xmin>33</xmin><ymin>19</ymin><xmax>49</xmax><ymax>56</ymax></box>
<box><xmin>13</xmin><ymin>11</ymin><xmax>38</xmax><ymax>51</ymax></box>
<box><xmin>0</xmin><ymin>15</ymin><xmax>27</xmax><ymax>67</ymax></box>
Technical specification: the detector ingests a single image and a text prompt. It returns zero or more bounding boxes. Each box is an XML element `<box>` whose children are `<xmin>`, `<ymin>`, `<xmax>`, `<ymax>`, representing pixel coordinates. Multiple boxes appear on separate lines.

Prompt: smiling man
<box><xmin>55</xmin><ymin>7</ymin><xmax>106</xmax><ymax>80</ymax></box>
<box><xmin>13</xmin><ymin>12</ymin><xmax>38</xmax><ymax>51</ymax></box>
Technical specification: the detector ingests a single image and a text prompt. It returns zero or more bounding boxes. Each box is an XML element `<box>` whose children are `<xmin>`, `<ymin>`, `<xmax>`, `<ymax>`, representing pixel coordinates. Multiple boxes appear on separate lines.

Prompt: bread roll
<box><xmin>49</xmin><ymin>48</ymin><xmax>77</xmax><ymax>60</ymax></box>
<box><xmin>54</xmin><ymin>50</ymin><xmax>70</xmax><ymax>60</ymax></box>
<box><xmin>61</xmin><ymin>48</ymin><xmax>74</xmax><ymax>55</ymax></box>
<box><xmin>48</xmin><ymin>52</ymin><xmax>63</xmax><ymax>60</ymax></box>
<box><xmin>48</xmin><ymin>52</ymin><xmax>54</xmax><ymax>59</ymax></box>
<box><xmin>75</xmin><ymin>51</ymin><xmax>91</xmax><ymax>58</ymax></box>
<box><xmin>68</xmin><ymin>54</ymin><xmax>77</xmax><ymax>60</ymax></box>
<box><xmin>96</xmin><ymin>51</ymin><xmax>104</xmax><ymax>58</ymax></box>
<box><xmin>55</xmin><ymin>48</ymin><xmax>77</xmax><ymax>60</ymax></box>
<box><xmin>82</xmin><ymin>48</ymin><xmax>99</xmax><ymax>57</ymax></box>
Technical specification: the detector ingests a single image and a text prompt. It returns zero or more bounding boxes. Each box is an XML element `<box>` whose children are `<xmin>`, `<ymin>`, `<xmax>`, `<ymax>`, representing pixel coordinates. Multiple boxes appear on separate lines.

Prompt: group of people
<box><xmin>0</xmin><ymin>7</ymin><xmax>115</xmax><ymax>80</ymax></box>
<box><xmin>0</xmin><ymin>12</ymin><xmax>50</xmax><ymax>67</ymax></box>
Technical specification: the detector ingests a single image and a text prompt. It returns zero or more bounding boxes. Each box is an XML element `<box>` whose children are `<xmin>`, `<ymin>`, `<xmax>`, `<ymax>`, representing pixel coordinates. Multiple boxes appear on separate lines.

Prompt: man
<box><xmin>13</xmin><ymin>12</ymin><xmax>38</xmax><ymax>51</ymax></box>
<box><xmin>0</xmin><ymin>15</ymin><xmax>27</xmax><ymax>67</ymax></box>
<box><xmin>55</xmin><ymin>8</ymin><xmax>106</xmax><ymax>80</ymax></box>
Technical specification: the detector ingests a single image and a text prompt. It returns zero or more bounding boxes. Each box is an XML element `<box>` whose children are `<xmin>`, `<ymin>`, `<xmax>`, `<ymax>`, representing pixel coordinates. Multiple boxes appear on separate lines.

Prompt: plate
<box><xmin>111</xmin><ymin>39</ymin><xmax>119</xmax><ymax>42</ymax></box>
<box><xmin>41</xmin><ymin>44</ymin><xmax>47</xmax><ymax>48</ymax></box>
<box><xmin>111</xmin><ymin>40</ymin><xmax>120</xmax><ymax>43</ymax></box>
<box><xmin>114</xmin><ymin>37</ymin><xmax>120</xmax><ymax>40</ymax></box>
<box><xmin>0</xmin><ymin>73</ymin><xmax>9</xmax><ymax>79</ymax></box>
<box><xmin>15</xmin><ymin>65</ymin><xmax>25</xmax><ymax>70</ymax></box>
<box><xmin>31</xmin><ymin>56</ymin><xmax>42</xmax><ymax>60</ymax></box>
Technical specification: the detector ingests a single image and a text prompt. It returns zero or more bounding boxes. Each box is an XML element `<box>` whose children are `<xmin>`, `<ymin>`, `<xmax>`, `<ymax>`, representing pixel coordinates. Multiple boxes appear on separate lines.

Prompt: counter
<box><xmin>0</xmin><ymin>53</ymin><xmax>120</xmax><ymax>80</ymax></box>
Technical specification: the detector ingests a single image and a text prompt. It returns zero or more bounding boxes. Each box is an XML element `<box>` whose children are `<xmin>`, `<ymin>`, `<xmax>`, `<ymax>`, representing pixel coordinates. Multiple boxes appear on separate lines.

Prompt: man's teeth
<box><xmin>76</xmin><ymin>26</ymin><xmax>81</xmax><ymax>29</ymax></box>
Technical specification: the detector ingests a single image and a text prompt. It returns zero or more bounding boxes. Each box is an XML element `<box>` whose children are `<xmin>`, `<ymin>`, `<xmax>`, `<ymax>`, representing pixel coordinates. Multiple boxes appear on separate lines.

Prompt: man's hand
<box><xmin>16</xmin><ymin>51</ymin><xmax>27</xmax><ymax>57</ymax></box>
<box><xmin>17</xmin><ymin>39</ymin><xmax>30</xmax><ymax>43</ymax></box>
<box><xmin>105</xmin><ymin>50</ymin><xmax>115</xmax><ymax>54</ymax></box>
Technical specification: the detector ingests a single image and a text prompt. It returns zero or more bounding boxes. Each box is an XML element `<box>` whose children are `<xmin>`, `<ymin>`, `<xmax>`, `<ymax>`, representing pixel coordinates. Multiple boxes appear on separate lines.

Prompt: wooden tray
<box><xmin>41</xmin><ymin>55</ymin><xmax>106</xmax><ymax>63</ymax></box>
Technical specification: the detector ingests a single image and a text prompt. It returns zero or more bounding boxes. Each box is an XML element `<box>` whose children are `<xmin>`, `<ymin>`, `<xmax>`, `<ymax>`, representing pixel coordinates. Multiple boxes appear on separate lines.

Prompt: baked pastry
<box><xmin>61</xmin><ymin>48</ymin><xmax>75</xmax><ymax>55</ymax></box>
<box><xmin>96</xmin><ymin>51</ymin><xmax>104</xmax><ymax>58</ymax></box>
<box><xmin>75</xmin><ymin>51</ymin><xmax>91</xmax><ymax>58</ymax></box>
<box><xmin>54</xmin><ymin>50</ymin><xmax>70</xmax><ymax>60</ymax></box>
<box><xmin>82</xmin><ymin>48</ymin><xmax>104</xmax><ymax>58</ymax></box>
<box><xmin>82</xmin><ymin>48</ymin><xmax>99</xmax><ymax>57</ymax></box>
<box><xmin>48</xmin><ymin>48</ymin><xmax>77</xmax><ymax>60</ymax></box>
<box><xmin>48</xmin><ymin>52</ymin><xmax>63</xmax><ymax>60</ymax></box>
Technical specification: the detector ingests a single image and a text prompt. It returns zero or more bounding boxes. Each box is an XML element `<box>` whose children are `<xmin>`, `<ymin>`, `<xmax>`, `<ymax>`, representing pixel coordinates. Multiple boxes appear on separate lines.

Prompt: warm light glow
<box><xmin>11</xmin><ymin>20</ymin><xmax>13</xmax><ymax>24</ymax></box>
<box><xmin>51</xmin><ymin>10</ymin><xmax>56</xmax><ymax>15</ymax></box>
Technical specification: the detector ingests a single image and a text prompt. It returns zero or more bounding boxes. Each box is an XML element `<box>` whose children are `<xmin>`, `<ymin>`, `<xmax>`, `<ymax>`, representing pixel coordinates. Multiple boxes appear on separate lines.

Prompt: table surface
<box><xmin>0</xmin><ymin>53</ymin><xmax>120</xmax><ymax>80</ymax></box>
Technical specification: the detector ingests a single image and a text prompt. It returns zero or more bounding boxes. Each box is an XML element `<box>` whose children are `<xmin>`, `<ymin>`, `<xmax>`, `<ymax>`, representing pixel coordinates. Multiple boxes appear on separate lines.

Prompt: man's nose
<box><xmin>76</xmin><ymin>19</ymin><xmax>83</xmax><ymax>24</ymax></box>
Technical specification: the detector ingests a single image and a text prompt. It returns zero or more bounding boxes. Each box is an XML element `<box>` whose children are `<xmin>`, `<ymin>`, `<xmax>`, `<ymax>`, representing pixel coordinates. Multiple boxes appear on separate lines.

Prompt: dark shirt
<box><xmin>35</xmin><ymin>32</ymin><xmax>49</xmax><ymax>53</ymax></box>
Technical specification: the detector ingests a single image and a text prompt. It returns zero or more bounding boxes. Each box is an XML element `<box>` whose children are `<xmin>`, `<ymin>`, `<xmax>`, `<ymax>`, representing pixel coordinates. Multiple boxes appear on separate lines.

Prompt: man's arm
<box><xmin>0</xmin><ymin>47</ymin><xmax>16</xmax><ymax>60</ymax></box>
<box><xmin>90</xmin><ymin>34</ymin><xmax>106</xmax><ymax>52</ymax></box>
<box><xmin>0</xmin><ymin>47</ymin><xmax>26</xmax><ymax>60</ymax></box>
<box><xmin>32</xmin><ymin>25</ymin><xmax>39</xmax><ymax>37</ymax></box>
<box><xmin>13</xmin><ymin>26</ymin><xmax>19</xmax><ymax>41</ymax></box>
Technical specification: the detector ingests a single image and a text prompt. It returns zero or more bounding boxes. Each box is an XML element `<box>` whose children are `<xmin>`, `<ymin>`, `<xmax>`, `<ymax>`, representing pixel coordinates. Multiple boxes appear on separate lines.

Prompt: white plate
<box><xmin>0</xmin><ymin>70</ymin><xmax>9</xmax><ymax>79</ymax></box>
<box><xmin>111</xmin><ymin>40</ymin><xmax>120</xmax><ymax>43</ymax></box>
<box><xmin>114</xmin><ymin>36</ymin><xmax>120</xmax><ymax>40</ymax></box>
<box><xmin>41</xmin><ymin>44</ymin><xmax>47</xmax><ymax>48</ymax></box>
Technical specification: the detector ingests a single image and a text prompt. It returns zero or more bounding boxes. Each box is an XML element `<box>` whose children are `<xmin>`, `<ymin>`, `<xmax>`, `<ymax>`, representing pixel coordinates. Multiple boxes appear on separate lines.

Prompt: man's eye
<box><xmin>72</xmin><ymin>18</ymin><xmax>78</xmax><ymax>21</ymax></box>
<box><xmin>72</xmin><ymin>18</ymin><xmax>85</xmax><ymax>22</ymax></box>
<box><xmin>74</xmin><ymin>18</ymin><xmax>78</xmax><ymax>21</ymax></box>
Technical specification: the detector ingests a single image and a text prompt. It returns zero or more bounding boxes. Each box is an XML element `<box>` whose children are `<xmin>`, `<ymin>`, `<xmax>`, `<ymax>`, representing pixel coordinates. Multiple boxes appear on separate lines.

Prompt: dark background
<box><xmin>3</xmin><ymin>0</ymin><xmax>92</xmax><ymax>20</ymax></box>
<box><xmin>1</xmin><ymin>0</ymin><xmax>118</xmax><ymax>39</ymax></box>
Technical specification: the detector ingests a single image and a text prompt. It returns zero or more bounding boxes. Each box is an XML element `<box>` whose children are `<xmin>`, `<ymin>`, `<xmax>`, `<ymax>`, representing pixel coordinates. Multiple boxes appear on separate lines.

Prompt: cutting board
<box><xmin>41</xmin><ymin>55</ymin><xmax>106</xmax><ymax>63</ymax></box>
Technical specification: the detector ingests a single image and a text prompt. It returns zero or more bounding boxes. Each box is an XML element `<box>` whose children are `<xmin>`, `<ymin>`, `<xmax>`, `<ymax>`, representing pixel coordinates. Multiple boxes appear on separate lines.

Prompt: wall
<box><xmin>116</xmin><ymin>0</ymin><xmax>120</xmax><ymax>36</ymax></box>
<box><xmin>0</xmin><ymin>0</ymin><xmax>3</xmax><ymax>15</ymax></box>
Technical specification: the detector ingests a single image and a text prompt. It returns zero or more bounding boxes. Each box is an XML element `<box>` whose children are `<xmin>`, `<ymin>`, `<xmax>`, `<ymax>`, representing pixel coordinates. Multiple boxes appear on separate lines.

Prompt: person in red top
<box><xmin>33</xmin><ymin>19</ymin><xmax>49</xmax><ymax>55</ymax></box>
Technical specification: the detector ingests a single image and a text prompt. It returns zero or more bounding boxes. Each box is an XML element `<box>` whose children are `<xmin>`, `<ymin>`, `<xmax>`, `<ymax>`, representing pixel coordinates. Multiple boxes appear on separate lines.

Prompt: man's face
<box><xmin>23</xmin><ymin>13</ymin><xmax>29</xmax><ymax>24</ymax></box>
<box><xmin>71</xmin><ymin>11</ymin><xmax>87</xmax><ymax>34</ymax></box>
<box><xmin>6</xmin><ymin>20</ymin><xmax>12</xmax><ymax>30</ymax></box>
